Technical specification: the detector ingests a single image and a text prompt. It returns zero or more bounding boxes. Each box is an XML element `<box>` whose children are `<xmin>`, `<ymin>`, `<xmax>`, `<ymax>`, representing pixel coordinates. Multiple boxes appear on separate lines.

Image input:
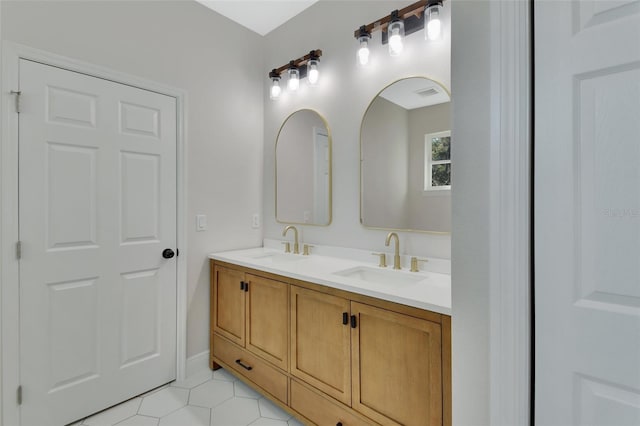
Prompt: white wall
<box><xmin>451</xmin><ymin>1</ymin><xmax>492</xmax><ymax>424</ymax></box>
<box><xmin>1</xmin><ymin>0</ymin><xmax>265</xmax><ymax>358</ymax></box>
<box><xmin>263</xmin><ymin>0</ymin><xmax>452</xmax><ymax>259</ymax></box>
<box><xmin>361</xmin><ymin>96</ymin><xmax>409</xmax><ymax>229</ymax></box>
<box><xmin>408</xmin><ymin>102</ymin><xmax>451</xmax><ymax>231</ymax></box>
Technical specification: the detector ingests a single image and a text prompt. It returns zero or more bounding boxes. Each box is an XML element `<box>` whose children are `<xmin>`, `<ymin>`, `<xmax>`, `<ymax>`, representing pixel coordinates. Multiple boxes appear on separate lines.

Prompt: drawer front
<box><xmin>290</xmin><ymin>380</ymin><xmax>373</xmax><ymax>426</ymax></box>
<box><xmin>213</xmin><ymin>334</ymin><xmax>288</xmax><ymax>404</ymax></box>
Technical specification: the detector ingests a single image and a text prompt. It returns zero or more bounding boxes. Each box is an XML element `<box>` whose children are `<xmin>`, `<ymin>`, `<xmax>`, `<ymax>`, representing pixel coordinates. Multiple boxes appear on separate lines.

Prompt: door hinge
<box><xmin>10</xmin><ymin>90</ymin><xmax>21</xmax><ymax>113</ymax></box>
<box><xmin>17</xmin><ymin>385</ymin><xmax>22</xmax><ymax>405</ymax></box>
<box><xmin>16</xmin><ymin>241</ymin><xmax>22</xmax><ymax>260</ymax></box>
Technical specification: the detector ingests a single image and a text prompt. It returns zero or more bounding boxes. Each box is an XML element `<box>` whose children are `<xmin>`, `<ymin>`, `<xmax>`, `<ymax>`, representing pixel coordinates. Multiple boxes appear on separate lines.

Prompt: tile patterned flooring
<box><xmin>72</xmin><ymin>369</ymin><xmax>305</xmax><ymax>426</ymax></box>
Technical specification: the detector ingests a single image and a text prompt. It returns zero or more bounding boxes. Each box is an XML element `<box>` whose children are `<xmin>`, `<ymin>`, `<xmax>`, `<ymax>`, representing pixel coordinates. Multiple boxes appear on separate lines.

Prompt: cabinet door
<box><xmin>290</xmin><ymin>286</ymin><xmax>352</xmax><ymax>405</ymax></box>
<box><xmin>245</xmin><ymin>274</ymin><xmax>289</xmax><ymax>371</ymax></box>
<box><xmin>351</xmin><ymin>302</ymin><xmax>442</xmax><ymax>426</ymax></box>
<box><xmin>212</xmin><ymin>265</ymin><xmax>246</xmax><ymax>346</ymax></box>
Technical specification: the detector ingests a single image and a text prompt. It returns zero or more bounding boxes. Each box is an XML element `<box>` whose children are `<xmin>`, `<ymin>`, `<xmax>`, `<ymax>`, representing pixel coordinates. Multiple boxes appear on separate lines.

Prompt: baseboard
<box><xmin>186</xmin><ymin>350</ymin><xmax>210</xmax><ymax>378</ymax></box>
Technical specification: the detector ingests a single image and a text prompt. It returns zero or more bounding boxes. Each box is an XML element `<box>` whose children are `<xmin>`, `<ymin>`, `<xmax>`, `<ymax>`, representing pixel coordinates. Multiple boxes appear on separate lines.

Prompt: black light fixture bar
<box><xmin>353</xmin><ymin>0</ymin><xmax>444</xmax><ymax>43</ymax></box>
<box><xmin>268</xmin><ymin>49</ymin><xmax>322</xmax><ymax>79</ymax></box>
<box><xmin>353</xmin><ymin>0</ymin><xmax>428</xmax><ymax>37</ymax></box>
<box><xmin>382</xmin><ymin>11</ymin><xmax>425</xmax><ymax>44</ymax></box>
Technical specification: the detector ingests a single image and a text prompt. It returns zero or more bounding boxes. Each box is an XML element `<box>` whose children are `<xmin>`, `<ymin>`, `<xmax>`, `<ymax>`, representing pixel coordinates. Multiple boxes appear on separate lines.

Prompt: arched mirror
<box><xmin>276</xmin><ymin>109</ymin><xmax>332</xmax><ymax>226</ymax></box>
<box><xmin>360</xmin><ymin>77</ymin><xmax>451</xmax><ymax>233</ymax></box>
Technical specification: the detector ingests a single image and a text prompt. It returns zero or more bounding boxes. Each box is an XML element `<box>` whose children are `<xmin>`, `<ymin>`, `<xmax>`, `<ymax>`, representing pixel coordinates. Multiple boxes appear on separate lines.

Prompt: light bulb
<box><xmin>288</xmin><ymin>67</ymin><xmax>299</xmax><ymax>92</ymax></box>
<box><xmin>425</xmin><ymin>4</ymin><xmax>443</xmax><ymax>41</ymax></box>
<box><xmin>357</xmin><ymin>38</ymin><xmax>370</xmax><ymax>66</ymax></box>
<box><xmin>388</xmin><ymin>19</ymin><xmax>404</xmax><ymax>56</ymax></box>
<box><xmin>307</xmin><ymin>59</ymin><xmax>319</xmax><ymax>86</ymax></box>
<box><xmin>270</xmin><ymin>78</ymin><xmax>281</xmax><ymax>100</ymax></box>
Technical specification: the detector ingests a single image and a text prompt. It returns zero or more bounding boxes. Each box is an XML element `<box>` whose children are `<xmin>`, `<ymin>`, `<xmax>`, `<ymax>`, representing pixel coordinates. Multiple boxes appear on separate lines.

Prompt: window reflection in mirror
<box><xmin>360</xmin><ymin>77</ymin><xmax>451</xmax><ymax>233</ymax></box>
<box><xmin>425</xmin><ymin>130</ymin><xmax>451</xmax><ymax>191</ymax></box>
<box><xmin>276</xmin><ymin>109</ymin><xmax>332</xmax><ymax>226</ymax></box>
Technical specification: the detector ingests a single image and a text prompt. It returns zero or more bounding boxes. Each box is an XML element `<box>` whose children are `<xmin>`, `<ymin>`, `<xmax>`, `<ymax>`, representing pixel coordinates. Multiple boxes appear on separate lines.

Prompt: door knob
<box><xmin>162</xmin><ymin>248</ymin><xmax>175</xmax><ymax>259</ymax></box>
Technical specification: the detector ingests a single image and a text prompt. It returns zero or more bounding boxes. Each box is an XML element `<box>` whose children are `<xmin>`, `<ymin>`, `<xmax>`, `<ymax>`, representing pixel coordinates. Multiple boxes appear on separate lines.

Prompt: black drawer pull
<box><xmin>337</xmin><ymin>422</ymin><xmax>343</xmax><ymax>426</ymax></box>
<box><xmin>235</xmin><ymin>359</ymin><xmax>253</xmax><ymax>371</ymax></box>
<box><xmin>240</xmin><ymin>281</ymin><xmax>245</xmax><ymax>291</ymax></box>
<box><xmin>350</xmin><ymin>315</ymin><xmax>357</xmax><ymax>328</ymax></box>
<box><xmin>342</xmin><ymin>312</ymin><xmax>348</xmax><ymax>325</ymax></box>
<box><xmin>244</xmin><ymin>281</ymin><xmax>249</xmax><ymax>292</ymax></box>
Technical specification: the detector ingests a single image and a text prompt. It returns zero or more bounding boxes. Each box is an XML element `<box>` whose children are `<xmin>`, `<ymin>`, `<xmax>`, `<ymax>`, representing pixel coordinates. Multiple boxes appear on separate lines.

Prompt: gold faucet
<box><xmin>410</xmin><ymin>257</ymin><xmax>429</xmax><ymax>272</ymax></box>
<box><xmin>385</xmin><ymin>232</ymin><xmax>401</xmax><ymax>270</ymax></box>
<box><xmin>282</xmin><ymin>225</ymin><xmax>300</xmax><ymax>254</ymax></box>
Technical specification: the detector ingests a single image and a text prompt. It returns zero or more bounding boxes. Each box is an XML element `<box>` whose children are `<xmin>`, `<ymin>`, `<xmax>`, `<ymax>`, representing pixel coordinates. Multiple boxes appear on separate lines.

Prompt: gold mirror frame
<box><xmin>275</xmin><ymin>109</ymin><xmax>333</xmax><ymax>226</ymax></box>
<box><xmin>359</xmin><ymin>76</ymin><xmax>451</xmax><ymax>235</ymax></box>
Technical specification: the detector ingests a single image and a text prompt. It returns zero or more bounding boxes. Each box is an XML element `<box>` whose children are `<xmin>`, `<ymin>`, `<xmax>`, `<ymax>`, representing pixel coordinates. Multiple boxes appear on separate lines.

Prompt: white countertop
<box><xmin>208</xmin><ymin>243</ymin><xmax>451</xmax><ymax>316</ymax></box>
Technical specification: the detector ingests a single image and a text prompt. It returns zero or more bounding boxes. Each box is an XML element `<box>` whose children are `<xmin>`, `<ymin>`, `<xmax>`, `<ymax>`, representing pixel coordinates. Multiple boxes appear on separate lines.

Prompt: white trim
<box><xmin>424</xmin><ymin>130</ymin><xmax>452</xmax><ymax>192</ymax></box>
<box><xmin>1</xmin><ymin>40</ymin><xmax>22</xmax><ymax>426</ymax></box>
<box><xmin>0</xmin><ymin>42</ymin><xmax>189</xmax><ymax>425</ymax></box>
<box><xmin>185</xmin><ymin>350</ymin><xmax>211</xmax><ymax>378</ymax></box>
<box><xmin>489</xmin><ymin>1</ymin><xmax>531</xmax><ymax>425</ymax></box>
<box><xmin>175</xmin><ymin>84</ymin><xmax>189</xmax><ymax>383</ymax></box>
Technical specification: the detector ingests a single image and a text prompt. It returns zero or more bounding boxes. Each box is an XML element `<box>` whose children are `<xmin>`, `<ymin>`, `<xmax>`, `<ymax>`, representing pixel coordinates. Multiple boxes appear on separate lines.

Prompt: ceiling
<box><xmin>379</xmin><ymin>78</ymin><xmax>450</xmax><ymax>110</ymax></box>
<box><xmin>195</xmin><ymin>0</ymin><xmax>320</xmax><ymax>36</ymax></box>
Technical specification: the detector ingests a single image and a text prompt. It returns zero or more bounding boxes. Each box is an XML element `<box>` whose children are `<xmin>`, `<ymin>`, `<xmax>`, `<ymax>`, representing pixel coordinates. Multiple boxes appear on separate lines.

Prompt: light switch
<box><xmin>196</xmin><ymin>214</ymin><xmax>207</xmax><ymax>231</ymax></box>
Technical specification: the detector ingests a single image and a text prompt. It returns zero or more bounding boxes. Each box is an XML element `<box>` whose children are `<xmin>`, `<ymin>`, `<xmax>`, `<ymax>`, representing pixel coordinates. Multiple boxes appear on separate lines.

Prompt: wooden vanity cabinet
<box><xmin>211</xmin><ymin>265</ymin><xmax>246</xmax><ymax>346</ymax></box>
<box><xmin>211</xmin><ymin>263</ymin><xmax>289</xmax><ymax>402</ymax></box>
<box><xmin>351</xmin><ymin>302</ymin><xmax>443</xmax><ymax>426</ymax></box>
<box><xmin>210</xmin><ymin>260</ymin><xmax>451</xmax><ymax>426</ymax></box>
<box><xmin>212</xmin><ymin>264</ymin><xmax>289</xmax><ymax>370</ymax></box>
<box><xmin>291</xmin><ymin>286</ymin><xmax>444</xmax><ymax>426</ymax></box>
<box><xmin>290</xmin><ymin>285</ymin><xmax>352</xmax><ymax>405</ymax></box>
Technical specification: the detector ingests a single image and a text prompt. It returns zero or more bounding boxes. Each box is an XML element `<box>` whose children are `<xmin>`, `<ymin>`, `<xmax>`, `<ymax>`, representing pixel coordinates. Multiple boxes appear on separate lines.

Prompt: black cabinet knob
<box><xmin>162</xmin><ymin>248</ymin><xmax>175</xmax><ymax>259</ymax></box>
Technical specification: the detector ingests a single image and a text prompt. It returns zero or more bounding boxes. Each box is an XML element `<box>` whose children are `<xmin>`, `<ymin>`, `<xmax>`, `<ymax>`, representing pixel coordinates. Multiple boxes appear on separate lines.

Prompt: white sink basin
<box><xmin>332</xmin><ymin>266</ymin><xmax>425</xmax><ymax>286</ymax></box>
<box><xmin>246</xmin><ymin>252</ymin><xmax>306</xmax><ymax>265</ymax></box>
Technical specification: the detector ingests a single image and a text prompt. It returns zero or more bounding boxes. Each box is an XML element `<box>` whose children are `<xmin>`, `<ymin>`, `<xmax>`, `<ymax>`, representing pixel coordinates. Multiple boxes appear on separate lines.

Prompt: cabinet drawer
<box><xmin>213</xmin><ymin>334</ymin><xmax>288</xmax><ymax>404</ymax></box>
<box><xmin>290</xmin><ymin>380</ymin><xmax>373</xmax><ymax>426</ymax></box>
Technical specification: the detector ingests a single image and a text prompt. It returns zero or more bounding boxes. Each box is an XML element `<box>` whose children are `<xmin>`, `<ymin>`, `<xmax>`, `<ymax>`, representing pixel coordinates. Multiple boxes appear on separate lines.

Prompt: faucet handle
<box><xmin>281</xmin><ymin>241</ymin><xmax>291</xmax><ymax>253</ymax></box>
<box><xmin>303</xmin><ymin>244</ymin><xmax>314</xmax><ymax>256</ymax></box>
<box><xmin>410</xmin><ymin>257</ymin><xmax>429</xmax><ymax>272</ymax></box>
<box><xmin>372</xmin><ymin>252</ymin><xmax>387</xmax><ymax>268</ymax></box>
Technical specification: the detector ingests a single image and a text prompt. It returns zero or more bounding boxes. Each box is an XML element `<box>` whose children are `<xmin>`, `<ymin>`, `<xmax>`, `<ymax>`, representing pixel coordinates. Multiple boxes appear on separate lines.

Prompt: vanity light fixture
<box><xmin>269</xmin><ymin>70</ymin><xmax>282</xmax><ymax>100</ymax></box>
<box><xmin>356</xmin><ymin>26</ymin><xmax>371</xmax><ymax>66</ymax></box>
<box><xmin>287</xmin><ymin>62</ymin><xmax>300</xmax><ymax>92</ymax></box>
<box><xmin>388</xmin><ymin>11</ymin><xmax>405</xmax><ymax>56</ymax></box>
<box><xmin>267</xmin><ymin>49</ymin><xmax>323</xmax><ymax>100</ymax></box>
<box><xmin>425</xmin><ymin>0</ymin><xmax>443</xmax><ymax>41</ymax></box>
<box><xmin>353</xmin><ymin>0</ymin><xmax>445</xmax><ymax>63</ymax></box>
<box><xmin>307</xmin><ymin>51</ymin><xmax>320</xmax><ymax>86</ymax></box>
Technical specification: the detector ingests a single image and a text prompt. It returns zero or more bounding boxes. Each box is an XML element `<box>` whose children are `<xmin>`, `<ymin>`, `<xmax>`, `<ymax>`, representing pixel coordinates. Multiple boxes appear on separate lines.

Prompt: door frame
<box><xmin>0</xmin><ymin>41</ymin><xmax>189</xmax><ymax>426</ymax></box>
<box><xmin>451</xmin><ymin>0</ymin><xmax>532</xmax><ymax>425</ymax></box>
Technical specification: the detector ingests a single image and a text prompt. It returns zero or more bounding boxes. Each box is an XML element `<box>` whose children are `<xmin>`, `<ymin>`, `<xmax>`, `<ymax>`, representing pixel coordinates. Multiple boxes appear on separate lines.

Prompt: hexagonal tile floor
<box><xmin>73</xmin><ymin>368</ymin><xmax>305</xmax><ymax>426</ymax></box>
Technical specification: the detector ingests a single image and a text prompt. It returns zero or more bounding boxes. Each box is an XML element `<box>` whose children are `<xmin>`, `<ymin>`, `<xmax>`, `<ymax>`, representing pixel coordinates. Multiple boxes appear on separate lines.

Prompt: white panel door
<box><xmin>18</xmin><ymin>59</ymin><xmax>177</xmax><ymax>426</ymax></box>
<box><xmin>535</xmin><ymin>1</ymin><xmax>640</xmax><ymax>425</ymax></box>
